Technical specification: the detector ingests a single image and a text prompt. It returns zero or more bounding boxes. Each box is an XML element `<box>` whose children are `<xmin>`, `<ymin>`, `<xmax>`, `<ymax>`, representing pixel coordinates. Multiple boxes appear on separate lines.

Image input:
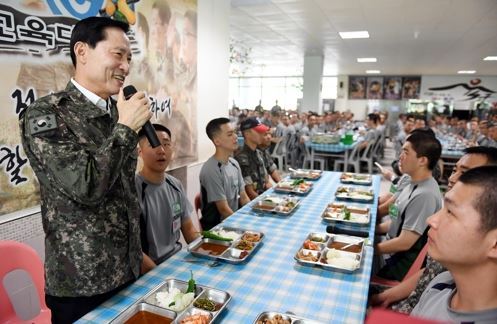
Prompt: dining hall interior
<box><xmin>1</xmin><ymin>0</ymin><xmax>497</xmax><ymax>323</ymax></box>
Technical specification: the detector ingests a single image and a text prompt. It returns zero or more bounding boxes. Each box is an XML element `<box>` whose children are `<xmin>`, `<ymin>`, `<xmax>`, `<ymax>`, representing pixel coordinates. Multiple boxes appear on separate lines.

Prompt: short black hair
<box><xmin>410</xmin><ymin>127</ymin><xmax>436</xmax><ymax>138</ymax></box>
<box><xmin>406</xmin><ymin>132</ymin><xmax>442</xmax><ymax>170</ymax></box>
<box><xmin>138</xmin><ymin>123</ymin><xmax>171</xmax><ymax>140</ymax></box>
<box><xmin>367</xmin><ymin>113</ymin><xmax>379</xmax><ymax>124</ymax></box>
<box><xmin>206</xmin><ymin>117</ymin><xmax>230</xmax><ymax>141</ymax></box>
<box><xmin>70</xmin><ymin>16</ymin><xmax>129</xmax><ymax>67</ymax></box>
<box><xmin>463</xmin><ymin>146</ymin><xmax>497</xmax><ymax>165</ymax></box>
<box><xmin>458</xmin><ymin>166</ymin><xmax>497</xmax><ymax>233</ymax></box>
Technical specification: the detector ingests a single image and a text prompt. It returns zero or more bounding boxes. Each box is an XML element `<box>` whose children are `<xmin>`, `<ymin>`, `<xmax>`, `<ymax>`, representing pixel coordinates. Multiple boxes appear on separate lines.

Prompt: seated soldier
<box><xmin>411</xmin><ymin>166</ymin><xmax>497</xmax><ymax>323</ymax></box>
<box><xmin>258</xmin><ymin>129</ymin><xmax>282</xmax><ymax>185</ymax></box>
<box><xmin>235</xmin><ymin>117</ymin><xmax>270</xmax><ymax>199</ymax></box>
<box><xmin>372</xmin><ymin>146</ymin><xmax>497</xmax><ymax>312</ymax></box>
<box><xmin>375</xmin><ymin>132</ymin><xmax>443</xmax><ymax>281</ymax></box>
<box><xmin>199</xmin><ymin>118</ymin><xmax>250</xmax><ymax>230</ymax></box>
<box><xmin>136</xmin><ymin>124</ymin><xmax>200</xmax><ymax>268</ymax></box>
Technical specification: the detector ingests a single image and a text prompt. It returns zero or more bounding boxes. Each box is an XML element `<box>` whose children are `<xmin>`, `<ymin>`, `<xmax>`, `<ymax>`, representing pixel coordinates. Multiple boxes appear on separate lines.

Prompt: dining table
<box><xmin>79</xmin><ymin>171</ymin><xmax>380</xmax><ymax>324</ymax></box>
<box><xmin>305</xmin><ymin>141</ymin><xmax>359</xmax><ymax>171</ymax></box>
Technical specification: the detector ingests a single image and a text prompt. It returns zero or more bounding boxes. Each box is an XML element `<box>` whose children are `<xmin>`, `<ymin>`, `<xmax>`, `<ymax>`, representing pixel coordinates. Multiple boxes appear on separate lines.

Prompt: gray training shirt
<box><xmin>135</xmin><ymin>173</ymin><xmax>193</xmax><ymax>264</ymax></box>
<box><xmin>411</xmin><ymin>271</ymin><xmax>497</xmax><ymax>323</ymax></box>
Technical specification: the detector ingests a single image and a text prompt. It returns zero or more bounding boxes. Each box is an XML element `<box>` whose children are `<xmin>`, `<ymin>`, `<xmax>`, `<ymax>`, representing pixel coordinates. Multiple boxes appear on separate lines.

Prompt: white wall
<box><xmin>197</xmin><ymin>0</ymin><xmax>231</xmax><ymax>162</ymax></box>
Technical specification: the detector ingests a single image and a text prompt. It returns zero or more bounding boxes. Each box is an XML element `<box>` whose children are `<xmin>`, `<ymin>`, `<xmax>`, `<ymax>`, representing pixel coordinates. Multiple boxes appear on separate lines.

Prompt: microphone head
<box><xmin>123</xmin><ymin>85</ymin><xmax>137</xmax><ymax>99</ymax></box>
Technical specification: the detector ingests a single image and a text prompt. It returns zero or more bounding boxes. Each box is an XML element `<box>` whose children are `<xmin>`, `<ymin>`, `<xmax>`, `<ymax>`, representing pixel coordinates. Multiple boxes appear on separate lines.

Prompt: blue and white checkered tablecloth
<box><xmin>305</xmin><ymin>141</ymin><xmax>358</xmax><ymax>153</ymax></box>
<box><xmin>79</xmin><ymin>172</ymin><xmax>380</xmax><ymax>324</ymax></box>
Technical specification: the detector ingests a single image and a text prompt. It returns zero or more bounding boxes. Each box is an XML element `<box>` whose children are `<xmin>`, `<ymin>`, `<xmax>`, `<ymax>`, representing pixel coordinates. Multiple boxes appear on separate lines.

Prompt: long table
<box><xmin>79</xmin><ymin>172</ymin><xmax>380</xmax><ymax>323</ymax></box>
<box><xmin>305</xmin><ymin>141</ymin><xmax>359</xmax><ymax>171</ymax></box>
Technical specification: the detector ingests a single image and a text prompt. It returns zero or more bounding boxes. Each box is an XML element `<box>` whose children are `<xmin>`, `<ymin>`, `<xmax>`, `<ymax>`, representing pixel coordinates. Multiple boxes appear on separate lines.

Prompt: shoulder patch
<box><xmin>28</xmin><ymin>113</ymin><xmax>57</xmax><ymax>135</ymax></box>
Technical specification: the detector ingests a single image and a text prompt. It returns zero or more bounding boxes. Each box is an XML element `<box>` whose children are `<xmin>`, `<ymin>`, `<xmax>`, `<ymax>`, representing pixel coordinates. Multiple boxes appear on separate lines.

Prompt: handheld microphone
<box><xmin>123</xmin><ymin>85</ymin><xmax>161</xmax><ymax>148</ymax></box>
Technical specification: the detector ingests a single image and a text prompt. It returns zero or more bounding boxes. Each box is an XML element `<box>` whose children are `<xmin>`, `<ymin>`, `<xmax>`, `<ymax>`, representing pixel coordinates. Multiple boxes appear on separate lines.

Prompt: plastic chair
<box><xmin>366</xmin><ymin>309</ymin><xmax>443</xmax><ymax>324</ymax></box>
<box><xmin>302</xmin><ymin>143</ymin><xmax>326</xmax><ymax>170</ymax></box>
<box><xmin>334</xmin><ymin>140</ymin><xmax>364</xmax><ymax>172</ymax></box>
<box><xmin>371</xmin><ymin>243</ymin><xmax>429</xmax><ymax>287</ymax></box>
<box><xmin>270</xmin><ymin>139</ymin><xmax>287</xmax><ymax>171</ymax></box>
<box><xmin>0</xmin><ymin>240</ymin><xmax>51</xmax><ymax>324</ymax></box>
<box><xmin>359</xmin><ymin>140</ymin><xmax>376</xmax><ymax>174</ymax></box>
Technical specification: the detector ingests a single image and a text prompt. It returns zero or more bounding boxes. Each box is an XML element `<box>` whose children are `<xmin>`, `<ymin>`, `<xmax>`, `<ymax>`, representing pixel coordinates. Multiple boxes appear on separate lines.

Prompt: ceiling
<box><xmin>229</xmin><ymin>0</ymin><xmax>497</xmax><ymax>77</ymax></box>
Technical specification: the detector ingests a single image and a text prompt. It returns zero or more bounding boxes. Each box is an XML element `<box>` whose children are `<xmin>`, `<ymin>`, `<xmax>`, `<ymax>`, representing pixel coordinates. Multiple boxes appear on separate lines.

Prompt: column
<box><xmin>302</xmin><ymin>54</ymin><xmax>324</xmax><ymax>114</ymax></box>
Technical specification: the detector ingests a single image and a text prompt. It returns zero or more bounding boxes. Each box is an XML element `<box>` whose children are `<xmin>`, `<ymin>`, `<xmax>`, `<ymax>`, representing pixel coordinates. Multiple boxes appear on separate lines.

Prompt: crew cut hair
<box><xmin>206</xmin><ymin>117</ymin><xmax>230</xmax><ymax>141</ymax></box>
<box><xmin>458</xmin><ymin>166</ymin><xmax>497</xmax><ymax>233</ymax></box>
<box><xmin>463</xmin><ymin>146</ymin><xmax>497</xmax><ymax>165</ymax></box>
<box><xmin>406</xmin><ymin>132</ymin><xmax>441</xmax><ymax>170</ymax></box>
<box><xmin>70</xmin><ymin>16</ymin><xmax>129</xmax><ymax>67</ymax></box>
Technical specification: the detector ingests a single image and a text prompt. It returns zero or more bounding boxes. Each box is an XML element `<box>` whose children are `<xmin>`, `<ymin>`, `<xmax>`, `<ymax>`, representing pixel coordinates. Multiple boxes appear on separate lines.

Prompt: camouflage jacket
<box><xmin>235</xmin><ymin>144</ymin><xmax>268</xmax><ymax>194</ymax></box>
<box><xmin>20</xmin><ymin>81</ymin><xmax>142</xmax><ymax>297</ymax></box>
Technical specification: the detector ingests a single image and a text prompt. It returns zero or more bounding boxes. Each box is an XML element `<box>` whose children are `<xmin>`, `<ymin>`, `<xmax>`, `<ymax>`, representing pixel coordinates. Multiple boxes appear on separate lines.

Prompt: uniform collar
<box><xmin>63</xmin><ymin>81</ymin><xmax>115</xmax><ymax>120</ymax></box>
<box><xmin>70</xmin><ymin>78</ymin><xmax>110</xmax><ymax>115</ymax></box>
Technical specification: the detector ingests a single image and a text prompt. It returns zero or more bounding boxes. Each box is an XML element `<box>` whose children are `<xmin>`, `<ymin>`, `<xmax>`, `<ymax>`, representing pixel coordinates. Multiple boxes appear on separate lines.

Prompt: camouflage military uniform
<box><xmin>391</xmin><ymin>255</ymin><xmax>446</xmax><ymax>314</ymax></box>
<box><xmin>260</xmin><ymin>147</ymin><xmax>277</xmax><ymax>175</ymax></box>
<box><xmin>20</xmin><ymin>81</ymin><xmax>142</xmax><ymax>297</ymax></box>
<box><xmin>235</xmin><ymin>144</ymin><xmax>268</xmax><ymax>194</ymax></box>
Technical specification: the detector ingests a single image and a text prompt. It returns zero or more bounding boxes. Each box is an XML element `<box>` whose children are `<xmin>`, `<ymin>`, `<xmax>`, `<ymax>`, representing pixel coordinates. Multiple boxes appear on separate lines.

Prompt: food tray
<box><xmin>289</xmin><ymin>169</ymin><xmax>322</xmax><ymax>180</ymax></box>
<box><xmin>111</xmin><ymin>279</ymin><xmax>231</xmax><ymax>324</ymax></box>
<box><xmin>294</xmin><ymin>232</ymin><xmax>364</xmax><ymax>273</ymax></box>
<box><xmin>251</xmin><ymin>195</ymin><xmax>301</xmax><ymax>215</ymax></box>
<box><xmin>340</xmin><ymin>172</ymin><xmax>372</xmax><ymax>185</ymax></box>
<box><xmin>321</xmin><ymin>203</ymin><xmax>370</xmax><ymax>225</ymax></box>
<box><xmin>187</xmin><ymin>226</ymin><xmax>264</xmax><ymax>264</ymax></box>
<box><xmin>273</xmin><ymin>179</ymin><xmax>313</xmax><ymax>195</ymax></box>
<box><xmin>253</xmin><ymin>311</ymin><xmax>322</xmax><ymax>324</ymax></box>
<box><xmin>335</xmin><ymin>186</ymin><xmax>374</xmax><ymax>203</ymax></box>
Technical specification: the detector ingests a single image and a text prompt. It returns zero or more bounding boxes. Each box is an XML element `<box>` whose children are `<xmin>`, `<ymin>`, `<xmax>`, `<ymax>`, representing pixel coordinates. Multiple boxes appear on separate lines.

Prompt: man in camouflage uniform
<box><xmin>258</xmin><ymin>129</ymin><xmax>282</xmax><ymax>184</ymax></box>
<box><xmin>235</xmin><ymin>117</ymin><xmax>270</xmax><ymax>199</ymax></box>
<box><xmin>19</xmin><ymin>17</ymin><xmax>151</xmax><ymax>323</ymax></box>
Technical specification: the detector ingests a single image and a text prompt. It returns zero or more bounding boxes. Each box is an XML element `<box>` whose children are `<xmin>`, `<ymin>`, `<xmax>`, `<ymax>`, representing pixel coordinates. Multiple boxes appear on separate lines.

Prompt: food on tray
<box><xmin>211</xmin><ymin>229</ymin><xmax>241</xmax><ymax>241</ymax></box>
<box><xmin>155</xmin><ymin>287</ymin><xmax>194</xmax><ymax>311</ymax></box>
<box><xmin>124</xmin><ymin>311</ymin><xmax>173</xmax><ymax>324</ymax></box>
<box><xmin>335</xmin><ymin>186</ymin><xmax>374</xmax><ymax>200</ymax></box>
<box><xmin>328</xmin><ymin>241</ymin><xmax>362</xmax><ymax>253</ymax></box>
<box><xmin>324</xmin><ymin>249</ymin><xmax>360</xmax><ymax>269</ymax></box>
<box><xmin>193</xmin><ymin>298</ymin><xmax>221</xmax><ymax>312</ymax></box>
<box><xmin>309</xmin><ymin>235</ymin><xmax>327</xmax><ymax>243</ymax></box>
<box><xmin>194</xmin><ymin>242</ymin><xmax>229</xmax><ymax>256</ymax></box>
<box><xmin>340</xmin><ymin>173</ymin><xmax>372</xmax><ymax>183</ymax></box>
<box><xmin>201</xmin><ymin>230</ymin><xmax>233</xmax><ymax>241</ymax></box>
<box><xmin>323</xmin><ymin>203</ymin><xmax>369</xmax><ymax>223</ymax></box>
<box><xmin>256</xmin><ymin>314</ymin><xmax>291</xmax><ymax>324</ymax></box>
<box><xmin>291</xmin><ymin>169</ymin><xmax>321</xmax><ymax>179</ymax></box>
<box><xmin>234</xmin><ymin>240</ymin><xmax>253</xmax><ymax>251</ymax></box>
<box><xmin>303</xmin><ymin>240</ymin><xmax>320</xmax><ymax>250</ymax></box>
<box><xmin>297</xmin><ymin>250</ymin><xmax>319</xmax><ymax>262</ymax></box>
<box><xmin>254</xmin><ymin>196</ymin><xmax>298</xmax><ymax>213</ymax></box>
<box><xmin>180</xmin><ymin>314</ymin><xmax>211</xmax><ymax>324</ymax></box>
<box><xmin>241</xmin><ymin>232</ymin><xmax>261</xmax><ymax>242</ymax></box>
<box><xmin>275</xmin><ymin>179</ymin><xmax>312</xmax><ymax>192</ymax></box>
<box><xmin>155</xmin><ymin>271</ymin><xmax>196</xmax><ymax>311</ymax></box>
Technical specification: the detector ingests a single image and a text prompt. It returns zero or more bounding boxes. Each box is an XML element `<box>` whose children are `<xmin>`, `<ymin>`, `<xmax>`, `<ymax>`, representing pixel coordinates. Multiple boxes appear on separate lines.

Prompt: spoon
<box><xmin>340</xmin><ymin>242</ymin><xmax>358</xmax><ymax>250</ymax></box>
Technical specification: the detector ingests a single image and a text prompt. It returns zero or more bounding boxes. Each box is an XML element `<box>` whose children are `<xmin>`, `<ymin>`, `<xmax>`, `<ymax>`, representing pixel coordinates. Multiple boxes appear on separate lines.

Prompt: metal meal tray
<box><xmin>253</xmin><ymin>311</ymin><xmax>322</xmax><ymax>324</ymax></box>
<box><xmin>111</xmin><ymin>279</ymin><xmax>231</xmax><ymax>324</ymax></box>
<box><xmin>294</xmin><ymin>232</ymin><xmax>364</xmax><ymax>273</ymax></box>
<box><xmin>187</xmin><ymin>226</ymin><xmax>264</xmax><ymax>264</ymax></box>
<box><xmin>321</xmin><ymin>203</ymin><xmax>370</xmax><ymax>225</ymax></box>
<box><xmin>273</xmin><ymin>180</ymin><xmax>313</xmax><ymax>195</ymax></box>
<box><xmin>251</xmin><ymin>195</ymin><xmax>301</xmax><ymax>215</ymax></box>
<box><xmin>340</xmin><ymin>172</ymin><xmax>373</xmax><ymax>185</ymax></box>
<box><xmin>289</xmin><ymin>169</ymin><xmax>323</xmax><ymax>180</ymax></box>
<box><xmin>335</xmin><ymin>186</ymin><xmax>374</xmax><ymax>203</ymax></box>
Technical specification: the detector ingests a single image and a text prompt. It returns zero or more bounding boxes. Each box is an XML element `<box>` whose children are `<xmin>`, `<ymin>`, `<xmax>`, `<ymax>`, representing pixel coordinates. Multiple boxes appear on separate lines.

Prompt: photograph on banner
<box><xmin>348</xmin><ymin>76</ymin><xmax>366</xmax><ymax>99</ymax></box>
<box><xmin>366</xmin><ymin>76</ymin><xmax>383</xmax><ymax>99</ymax></box>
<box><xmin>0</xmin><ymin>0</ymin><xmax>198</xmax><ymax>217</ymax></box>
<box><xmin>383</xmin><ymin>76</ymin><xmax>402</xmax><ymax>100</ymax></box>
<box><xmin>402</xmin><ymin>76</ymin><xmax>421</xmax><ymax>99</ymax></box>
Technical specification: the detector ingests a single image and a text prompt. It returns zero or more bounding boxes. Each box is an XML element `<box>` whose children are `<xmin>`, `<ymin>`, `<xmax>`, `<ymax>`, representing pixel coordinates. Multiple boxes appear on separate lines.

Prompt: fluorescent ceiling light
<box><xmin>483</xmin><ymin>56</ymin><xmax>497</xmax><ymax>61</ymax></box>
<box><xmin>457</xmin><ymin>70</ymin><xmax>476</xmax><ymax>74</ymax></box>
<box><xmin>357</xmin><ymin>57</ymin><xmax>377</xmax><ymax>63</ymax></box>
<box><xmin>339</xmin><ymin>31</ymin><xmax>370</xmax><ymax>39</ymax></box>
<box><xmin>366</xmin><ymin>70</ymin><xmax>381</xmax><ymax>74</ymax></box>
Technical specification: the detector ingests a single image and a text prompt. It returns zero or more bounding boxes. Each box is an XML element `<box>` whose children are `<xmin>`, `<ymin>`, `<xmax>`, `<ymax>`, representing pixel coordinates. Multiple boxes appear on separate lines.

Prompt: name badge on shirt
<box><xmin>389</xmin><ymin>183</ymin><xmax>397</xmax><ymax>194</ymax></box>
<box><xmin>172</xmin><ymin>202</ymin><xmax>182</xmax><ymax>233</ymax></box>
<box><xmin>389</xmin><ymin>203</ymin><xmax>399</xmax><ymax>220</ymax></box>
